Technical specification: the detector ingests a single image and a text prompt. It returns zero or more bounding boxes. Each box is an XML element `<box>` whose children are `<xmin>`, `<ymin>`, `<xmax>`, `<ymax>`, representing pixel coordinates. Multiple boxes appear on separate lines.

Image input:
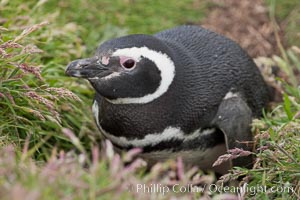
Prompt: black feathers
<box><xmin>66</xmin><ymin>25</ymin><xmax>271</xmax><ymax>172</ymax></box>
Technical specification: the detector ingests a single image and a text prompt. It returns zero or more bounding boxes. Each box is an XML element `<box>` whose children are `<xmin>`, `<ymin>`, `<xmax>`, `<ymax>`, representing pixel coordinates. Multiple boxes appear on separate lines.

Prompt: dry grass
<box><xmin>202</xmin><ymin>0</ymin><xmax>286</xmax><ymax>57</ymax></box>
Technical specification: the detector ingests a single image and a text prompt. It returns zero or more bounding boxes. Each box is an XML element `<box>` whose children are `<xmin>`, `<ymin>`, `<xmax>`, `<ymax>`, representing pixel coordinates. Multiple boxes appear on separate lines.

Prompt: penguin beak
<box><xmin>65</xmin><ymin>57</ymin><xmax>109</xmax><ymax>79</ymax></box>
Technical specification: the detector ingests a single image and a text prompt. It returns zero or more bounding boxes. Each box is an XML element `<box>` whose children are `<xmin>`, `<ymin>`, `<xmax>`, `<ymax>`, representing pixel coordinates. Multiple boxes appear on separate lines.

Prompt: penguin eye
<box><xmin>120</xmin><ymin>58</ymin><xmax>136</xmax><ymax>70</ymax></box>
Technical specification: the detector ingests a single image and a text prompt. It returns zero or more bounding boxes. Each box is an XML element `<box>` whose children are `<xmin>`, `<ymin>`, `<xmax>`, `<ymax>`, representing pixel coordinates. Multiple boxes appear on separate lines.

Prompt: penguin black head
<box><xmin>66</xmin><ymin>35</ymin><xmax>175</xmax><ymax>104</ymax></box>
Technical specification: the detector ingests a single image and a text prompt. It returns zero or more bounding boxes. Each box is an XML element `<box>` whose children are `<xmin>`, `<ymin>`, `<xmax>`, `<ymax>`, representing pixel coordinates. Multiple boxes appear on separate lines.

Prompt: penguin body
<box><xmin>66</xmin><ymin>25</ymin><xmax>270</xmax><ymax>173</ymax></box>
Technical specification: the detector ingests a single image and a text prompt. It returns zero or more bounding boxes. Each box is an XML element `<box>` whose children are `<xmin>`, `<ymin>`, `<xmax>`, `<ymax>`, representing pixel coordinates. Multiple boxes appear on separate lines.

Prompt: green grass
<box><xmin>5</xmin><ymin>0</ymin><xmax>208</xmax><ymax>55</ymax></box>
<box><xmin>0</xmin><ymin>0</ymin><xmax>300</xmax><ymax>199</ymax></box>
<box><xmin>266</xmin><ymin>0</ymin><xmax>300</xmax><ymax>47</ymax></box>
<box><xmin>0</xmin><ymin>20</ymin><xmax>96</xmax><ymax>159</ymax></box>
<box><xmin>0</xmin><ymin>0</ymin><xmax>210</xmax><ymax>159</ymax></box>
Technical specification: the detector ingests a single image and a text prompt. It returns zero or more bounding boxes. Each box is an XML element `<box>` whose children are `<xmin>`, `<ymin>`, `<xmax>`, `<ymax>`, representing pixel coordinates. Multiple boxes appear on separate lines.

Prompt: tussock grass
<box><xmin>0</xmin><ymin>20</ymin><xmax>96</xmax><ymax>159</ymax></box>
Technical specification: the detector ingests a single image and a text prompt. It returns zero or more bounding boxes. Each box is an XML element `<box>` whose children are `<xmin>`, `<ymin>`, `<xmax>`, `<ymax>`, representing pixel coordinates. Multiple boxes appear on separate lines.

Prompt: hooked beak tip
<box><xmin>65</xmin><ymin>60</ymin><xmax>84</xmax><ymax>77</ymax></box>
<box><xmin>65</xmin><ymin>57</ymin><xmax>109</xmax><ymax>79</ymax></box>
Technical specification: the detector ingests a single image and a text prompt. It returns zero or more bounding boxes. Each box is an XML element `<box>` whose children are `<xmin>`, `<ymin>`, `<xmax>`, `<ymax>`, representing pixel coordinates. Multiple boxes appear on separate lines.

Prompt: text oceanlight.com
<box><xmin>130</xmin><ymin>183</ymin><xmax>295</xmax><ymax>196</ymax></box>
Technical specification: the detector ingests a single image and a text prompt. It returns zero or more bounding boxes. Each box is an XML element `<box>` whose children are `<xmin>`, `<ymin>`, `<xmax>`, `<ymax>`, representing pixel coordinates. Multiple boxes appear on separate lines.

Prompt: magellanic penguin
<box><xmin>66</xmin><ymin>25</ymin><xmax>271</xmax><ymax>174</ymax></box>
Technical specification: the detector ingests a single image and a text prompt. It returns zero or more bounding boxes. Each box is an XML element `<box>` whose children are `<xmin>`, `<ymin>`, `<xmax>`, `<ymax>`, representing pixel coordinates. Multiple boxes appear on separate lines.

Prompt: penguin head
<box><xmin>66</xmin><ymin>35</ymin><xmax>176</xmax><ymax>104</ymax></box>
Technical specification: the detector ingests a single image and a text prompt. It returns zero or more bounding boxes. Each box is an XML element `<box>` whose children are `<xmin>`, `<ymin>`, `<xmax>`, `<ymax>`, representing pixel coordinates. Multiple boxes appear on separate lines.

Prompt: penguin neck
<box><xmin>93</xmin><ymin>41</ymin><xmax>217</xmax><ymax>138</ymax></box>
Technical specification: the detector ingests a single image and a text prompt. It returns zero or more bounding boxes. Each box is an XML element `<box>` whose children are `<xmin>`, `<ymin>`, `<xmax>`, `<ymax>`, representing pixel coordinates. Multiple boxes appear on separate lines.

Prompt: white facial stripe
<box><xmin>102</xmin><ymin>72</ymin><xmax>121</xmax><ymax>80</ymax></box>
<box><xmin>88</xmin><ymin>77</ymin><xmax>99</xmax><ymax>80</ymax></box>
<box><xmin>96</xmin><ymin>122</ymin><xmax>215</xmax><ymax>148</ymax></box>
<box><xmin>88</xmin><ymin>72</ymin><xmax>121</xmax><ymax>81</ymax></box>
<box><xmin>109</xmin><ymin>46</ymin><xmax>175</xmax><ymax>104</ymax></box>
<box><xmin>223</xmin><ymin>91</ymin><xmax>239</xmax><ymax>100</ymax></box>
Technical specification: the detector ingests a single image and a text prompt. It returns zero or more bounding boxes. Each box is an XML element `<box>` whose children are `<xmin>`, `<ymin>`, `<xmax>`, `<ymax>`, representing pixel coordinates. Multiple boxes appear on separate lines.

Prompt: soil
<box><xmin>201</xmin><ymin>0</ymin><xmax>286</xmax><ymax>58</ymax></box>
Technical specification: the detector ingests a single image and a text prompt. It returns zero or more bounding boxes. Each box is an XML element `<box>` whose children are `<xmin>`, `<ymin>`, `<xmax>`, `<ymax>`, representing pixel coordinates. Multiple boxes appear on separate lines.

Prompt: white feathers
<box><xmin>92</xmin><ymin>100</ymin><xmax>100</xmax><ymax>128</ymax></box>
<box><xmin>88</xmin><ymin>72</ymin><xmax>121</xmax><ymax>81</ymax></box>
<box><xmin>92</xmin><ymin>100</ymin><xmax>229</xmax><ymax>173</ymax></box>
<box><xmin>102</xmin><ymin>72</ymin><xmax>121</xmax><ymax>80</ymax></box>
<box><xmin>223</xmin><ymin>91</ymin><xmax>239</xmax><ymax>100</ymax></box>
<box><xmin>108</xmin><ymin>46</ymin><xmax>176</xmax><ymax>104</ymax></box>
<box><xmin>92</xmin><ymin>100</ymin><xmax>216</xmax><ymax>148</ymax></box>
<box><xmin>96</xmin><ymin>123</ymin><xmax>215</xmax><ymax>148</ymax></box>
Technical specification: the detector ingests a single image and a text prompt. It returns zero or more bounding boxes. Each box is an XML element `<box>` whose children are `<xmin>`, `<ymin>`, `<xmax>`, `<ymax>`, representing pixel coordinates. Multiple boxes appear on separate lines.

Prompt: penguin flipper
<box><xmin>212</xmin><ymin>95</ymin><xmax>253</xmax><ymax>168</ymax></box>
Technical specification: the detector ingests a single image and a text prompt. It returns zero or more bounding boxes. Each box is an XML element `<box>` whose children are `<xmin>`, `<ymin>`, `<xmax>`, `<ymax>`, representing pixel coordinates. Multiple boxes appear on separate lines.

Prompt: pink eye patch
<box><xmin>119</xmin><ymin>56</ymin><xmax>136</xmax><ymax>70</ymax></box>
<box><xmin>101</xmin><ymin>56</ymin><xmax>110</xmax><ymax>65</ymax></box>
